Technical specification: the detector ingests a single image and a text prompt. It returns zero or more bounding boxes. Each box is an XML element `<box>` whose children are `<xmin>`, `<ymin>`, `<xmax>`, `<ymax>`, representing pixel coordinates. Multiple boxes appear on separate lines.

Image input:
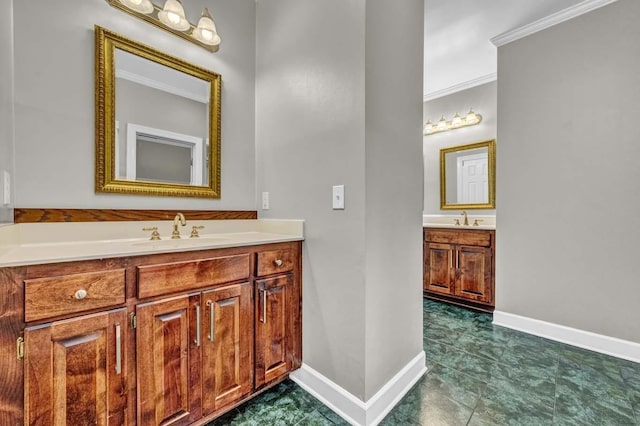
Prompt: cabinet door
<box><xmin>24</xmin><ymin>309</ymin><xmax>127</xmax><ymax>426</ymax></box>
<box><xmin>255</xmin><ymin>274</ymin><xmax>294</xmax><ymax>388</ymax></box>
<box><xmin>424</xmin><ymin>243</ymin><xmax>455</xmax><ymax>295</ymax></box>
<box><xmin>201</xmin><ymin>282</ymin><xmax>253</xmax><ymax>415</ymax></box>
<box><xmin>136</xmin><ymin>294</ymin><xmax>202</xmax><ymax>426</ymax></box>
<box><xmin>455</xmin><ymin>245</ymin><xmax>492</xmax><ymax>303</ymax></box>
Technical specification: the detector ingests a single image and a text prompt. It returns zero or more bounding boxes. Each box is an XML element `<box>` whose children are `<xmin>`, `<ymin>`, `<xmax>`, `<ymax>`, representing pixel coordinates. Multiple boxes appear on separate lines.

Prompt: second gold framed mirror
<box><xmin>95</xmin><ymin>26</ymin><xmax>222</xmax><ymax>198</ymax></box>
<box><xmin>440</xmin><ymin>139</ymin><xmax>495</xmax><ymax>210</ymax></box>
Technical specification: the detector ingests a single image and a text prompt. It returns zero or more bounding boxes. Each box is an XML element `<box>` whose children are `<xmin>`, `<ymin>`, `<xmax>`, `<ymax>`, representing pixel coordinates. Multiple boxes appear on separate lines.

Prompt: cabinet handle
<box><xmin>207</xmin><ymin>301</ymin><xmax>214</xmax><ymax>342</ymax></box>
<box><xmin>74</xmin><ymin>289</ymin><xmax>87</xmax><ymax>300</ymax></box>
<box><xmin>115</xmin><ymin>324</ymin><xmax>122</xmax><ymax>375</ymax></box>
<box><xmin>260</xmin><ymin>289</ymin><xmax>267</xmax><ymax>323</ymax></box>
<box><xmin>274</xmin><ymin>259</ymin><xmax>283</xmax><ymax>267</ymax></box>
<box><xmin>195</xmin><ymin>305</ymin><xmax>201</xmax><ymax>347</ymax></box>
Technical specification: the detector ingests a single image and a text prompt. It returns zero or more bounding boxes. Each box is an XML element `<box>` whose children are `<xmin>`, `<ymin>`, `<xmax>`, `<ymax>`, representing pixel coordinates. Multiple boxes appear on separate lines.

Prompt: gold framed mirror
<box><xmin>95</xmin><ymin>26</ymin><xmax>221</xmax><ymax>198</ymax></box>
<box><xmin>440</xmin><ymin>139</ymin><xmax>495</xmax><ymax>210</ymax></box>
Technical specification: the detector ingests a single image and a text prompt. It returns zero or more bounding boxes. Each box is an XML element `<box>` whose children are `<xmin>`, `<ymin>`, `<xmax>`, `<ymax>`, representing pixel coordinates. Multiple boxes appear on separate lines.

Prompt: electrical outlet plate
<box><xmin>261</xmin><ymin>192</ymin><xmax>269</xmax><ymax>210</ymax></box>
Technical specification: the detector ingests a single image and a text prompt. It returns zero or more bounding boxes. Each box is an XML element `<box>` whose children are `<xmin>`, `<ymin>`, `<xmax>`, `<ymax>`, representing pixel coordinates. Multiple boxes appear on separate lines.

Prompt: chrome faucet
<box><xmin>171</xmin><ymin>212</ymin><xmax>187</xmax><ymax>239</ymax></box>
<box><xmin>461</xmin><ymin>211</ymin><xmax>469</xmax><ymax>226</ymax></box>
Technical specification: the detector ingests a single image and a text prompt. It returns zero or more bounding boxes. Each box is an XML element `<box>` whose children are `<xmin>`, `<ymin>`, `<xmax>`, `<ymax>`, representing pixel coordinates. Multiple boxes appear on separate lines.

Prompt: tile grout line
<box><xmin>551</xmin><ymin>352</ymin><xmax>560</xmax><ymax>423</ymax></box>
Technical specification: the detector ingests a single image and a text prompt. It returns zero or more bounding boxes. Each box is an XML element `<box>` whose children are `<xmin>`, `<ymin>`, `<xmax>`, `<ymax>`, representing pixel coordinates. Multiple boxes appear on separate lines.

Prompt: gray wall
<box><xmin>116</xmin><ymin>79</ymin><xmax>208</xmax><ymax>182</ymax></box>
<box><xmin>256</xmin><ymin>0</ymin><xmax>423</xmax><ymax>400</ymax></box>
<box><xmin>496</xmin><ymin>0</ymin><xmax>640</xmax><ymax>342</ymax></box>
<box><xmin>116</xmin><ymin>78</ymin><xmax>208</xmax><ymax>149</ymax></box>
<box><xmin>12</xmin><ymin>0</ymin><xmax>255</xmax><ymax>209</ymax></box>
<box><xmin>423</xmin><ymin>81</ymin><xmax>496</xmax><ymax>215</ymax></box>
<box><xmin>363</xmin><ymin>0</ymin><xmax>424</xmax><ymax>400</ymax></box>
<box><xmin>0</xmin><ymin>0</ymin><xmax>14</xmax><ymax>223</ymax></box>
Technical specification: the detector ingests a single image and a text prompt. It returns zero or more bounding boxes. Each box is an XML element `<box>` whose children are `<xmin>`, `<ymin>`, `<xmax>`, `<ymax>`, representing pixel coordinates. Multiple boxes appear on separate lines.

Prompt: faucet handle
<box><xmin>190</xmin><ymin>226</ymin><xmax>205</xmax><ymax>238</ymax></box>
<box><xmin>453</xmin><ymin>219</ymin><xmax>461</xmax><ymax>226</ymax></box>
<box><xmin>473</xmin><ymin>219</ymin><xmax>484</xmax><ymax>226</ymax></box>
<box><xmin>142</xmin><ymin>227</ymin><xmax>161</xmax><ymax>240</ymax></box>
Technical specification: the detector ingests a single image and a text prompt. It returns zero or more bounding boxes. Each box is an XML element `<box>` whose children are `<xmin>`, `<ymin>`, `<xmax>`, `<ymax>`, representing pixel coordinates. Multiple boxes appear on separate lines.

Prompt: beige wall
<box><xmin>12</xmin><ymin>0</ymin><xmax>256</xmax><ymax>210</ymax></box>
<box><xmin>496</xmin><ymin>0</ymin><xmax>640</xmax><ymax>342</ymax></box>
<box><xmin>256</xmin><ymin>0</ymin><xmax>424</xmax><ymax>400</ymax></box>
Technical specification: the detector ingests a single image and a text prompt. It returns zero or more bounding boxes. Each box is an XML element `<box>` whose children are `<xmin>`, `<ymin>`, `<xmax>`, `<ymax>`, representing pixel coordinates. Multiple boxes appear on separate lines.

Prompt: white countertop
<box><xmin>423</xmin><ymin>214</ymin><xmax>496</xmax><ymax>230</ymax></box>
<box><xmin>0</xmin><ymin>219</ymin><xmax>304</xmax><ymax>267</ymax></box>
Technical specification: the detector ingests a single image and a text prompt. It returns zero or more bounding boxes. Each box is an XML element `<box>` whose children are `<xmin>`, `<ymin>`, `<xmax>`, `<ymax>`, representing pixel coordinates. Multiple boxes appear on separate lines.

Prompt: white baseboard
<box><xmin>290</xmin><ymin>351</ymin><xmax>427</xmax><ymax>426</ymax></box>
<box><xmin>493</xmin><ymin>310</ymin><xmax>640</xmax><ymax>363</ymax></box>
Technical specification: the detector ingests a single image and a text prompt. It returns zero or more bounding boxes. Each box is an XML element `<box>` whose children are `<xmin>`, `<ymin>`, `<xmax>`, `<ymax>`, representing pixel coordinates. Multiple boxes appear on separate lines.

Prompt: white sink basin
<box><xmin>132</xmin><ymin>236</ymin><xmax>231</xmax><ymax>248</ymax></box>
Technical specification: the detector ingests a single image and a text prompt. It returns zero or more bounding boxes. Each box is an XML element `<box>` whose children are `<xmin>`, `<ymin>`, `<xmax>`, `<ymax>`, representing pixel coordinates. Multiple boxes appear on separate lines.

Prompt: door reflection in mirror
<box><xmin>445</xmin><ymin>148</ymin><xmax>488</xmax><ymax>204</ymax></box>
<box><xmin>114</xmin><ymin>48</ymin><xmax>209</xmax><ymax>187</ymax></box>
<box><xmin>440</xmin><ymin>140</ymin><xmax>495</xmax><ymax>210</ymax></box>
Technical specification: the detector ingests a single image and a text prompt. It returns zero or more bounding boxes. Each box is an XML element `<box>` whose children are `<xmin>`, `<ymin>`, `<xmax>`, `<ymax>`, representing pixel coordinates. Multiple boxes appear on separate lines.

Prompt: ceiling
<box><xmin>424</xmin><ymin>0</ymin><xmax>585</xmax><ymax>100</ymax></box>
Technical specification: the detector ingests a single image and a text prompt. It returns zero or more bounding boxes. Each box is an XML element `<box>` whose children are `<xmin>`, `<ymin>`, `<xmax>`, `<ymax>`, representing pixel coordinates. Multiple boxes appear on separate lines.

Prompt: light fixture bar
<box><xmin>106</xmin><ymin>0</ymin><xmax>221</xmax><ymax>52</ymax></box>
<box><xmin>423</xmin><ymin>109</ymin><xmax>482</xmax><ymax>136</ymax></box>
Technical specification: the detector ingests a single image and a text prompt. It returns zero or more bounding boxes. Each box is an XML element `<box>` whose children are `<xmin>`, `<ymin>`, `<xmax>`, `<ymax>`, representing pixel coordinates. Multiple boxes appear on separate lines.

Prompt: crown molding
<box><xmin>423</xmin><ymin>73</ymin><xmax>496</xmax><ymax>103</ymax></box>
<box><xmin>491</xmin><ymin>0</ymin><xmax>619</xmax><ymax>47</ymax></box>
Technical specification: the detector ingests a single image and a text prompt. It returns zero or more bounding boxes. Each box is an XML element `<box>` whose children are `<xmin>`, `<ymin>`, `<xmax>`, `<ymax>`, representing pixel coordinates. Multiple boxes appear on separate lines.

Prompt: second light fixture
<box><xmin>423</xmin><ymin>108</ymin><xmax>482</xmax><ymax>136</ymax></box>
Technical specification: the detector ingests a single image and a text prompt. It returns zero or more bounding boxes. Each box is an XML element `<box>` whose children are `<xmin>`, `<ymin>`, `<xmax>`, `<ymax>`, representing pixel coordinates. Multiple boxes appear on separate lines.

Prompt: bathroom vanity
<box><xmin>423</xmin><ymin>225</ymin><xmax>495</xmax><ymax>312</ymax></box>
<box><xmin>0</xmin><ymin>219</ymin><xmax>303</xmax><ymax>425</ymax></box>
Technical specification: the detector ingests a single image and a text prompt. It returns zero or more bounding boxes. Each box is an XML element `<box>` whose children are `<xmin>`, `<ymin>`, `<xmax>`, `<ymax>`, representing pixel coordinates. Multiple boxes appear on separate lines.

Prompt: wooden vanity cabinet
<box><xmin>0</xmin><ymin>241</ymin><xmax>302</xmax><ymax>426</ymax></box>
<box><xmin>136</xmin><ymin>285</ymin><xmax>256</xmax><ymax>425</ymax></box>
<box><xmin>24</xmin><ymin>308</ymin><xmax>128</xmax><ymax>426</ymax></box>
<box><xmin>201</xmin><ymin>282</ymin><xmax>253</xmax><ymax>415</ymax></box>
<box><xmin>254</xmin><ymin>248</ymin><xmax>301</xmax><ymax>389</ymax></box>
<box><xmin>136</xmin><ymin>293</ymin><xmax>202</xmax><ymax>425</ymax></box>
<box><xmin>424</xmin><ymin>228</ymin><xmax>495</xmax><ymax>311</ymax></box>
<box><xmin>20</xmin><ymin>263</ymin><xmax>128</xmax><ymax>426</ymax></box>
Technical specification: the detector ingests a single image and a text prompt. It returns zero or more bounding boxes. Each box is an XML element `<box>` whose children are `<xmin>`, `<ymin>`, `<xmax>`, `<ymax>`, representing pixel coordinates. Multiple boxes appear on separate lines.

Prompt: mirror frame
<box><xmin>95</xmin><ymin>26</ymin><xmax>222</xmax><ymax>198</ymax></box>
<box><xmin>440</xmin><ymin>139</ymin><xmax>496</xmax><ymax>210</ymax></box>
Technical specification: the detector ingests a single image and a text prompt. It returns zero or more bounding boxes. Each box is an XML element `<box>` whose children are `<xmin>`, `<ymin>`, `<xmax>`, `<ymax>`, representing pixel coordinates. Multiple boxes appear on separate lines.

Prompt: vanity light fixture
<box><xmin>423</xmin><ymin>108</ymin><xmax>483</xmax><ymax>136</ymax></box>
<box><xmin>107</xmin><ymin>0</ymin><xmax>222</xmax><ymax>52</ymax></box>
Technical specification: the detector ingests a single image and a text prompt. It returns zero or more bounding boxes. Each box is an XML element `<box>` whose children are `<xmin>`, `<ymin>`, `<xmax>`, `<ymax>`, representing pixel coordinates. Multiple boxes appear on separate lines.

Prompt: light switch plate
<box><xmin>261</xmin><ymin>191</ymin><xmax>269</xmax><ymax>210</ymax></box>
<box><xmin>332</xmin><ymin>185</ymin><xmax>345</xmax><ymax>209</ymax></box>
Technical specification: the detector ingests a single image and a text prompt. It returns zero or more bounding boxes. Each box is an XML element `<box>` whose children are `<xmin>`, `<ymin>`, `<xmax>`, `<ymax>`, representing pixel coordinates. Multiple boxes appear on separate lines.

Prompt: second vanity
<box><xmin>0</xmin><ymin>217</ymin><xmax>303</xmax><ymax>425</ymax></box>
<box><xmin>423</xmin><ymin>214</ymin><xmax>495</xmax><ymax>312</ymax></box>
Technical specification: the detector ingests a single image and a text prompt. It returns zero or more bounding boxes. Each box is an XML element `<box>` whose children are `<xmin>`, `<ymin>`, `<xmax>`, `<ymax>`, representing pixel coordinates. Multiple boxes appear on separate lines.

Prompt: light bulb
<box><xmin>158</xmin><ymin>0</ymin><xmax>190</xmax><ymax>31</ymax></box>
<box><xmin>437</xmin><ymin>116</ymin><xmax>447</xmax><ymax>131</ymax></box>
<box><xmin>201</xmin><ymin>29</ymin><xmax>213</xmax><ymax>41</ymax></box>
<box><xmin>466</xmin><ymin>109</ymin><xmax>479</xmax><ymax>125</ymax></box>
<box><xmin>451</xmin><ymin>113</ymin><xmax>462</xmax><ymax>128</ymax></box>
<box><xmin>119</xmin><ymin>0</ymin><xmax>154</xmax><ymax>14</ymax></box>
<box><xmin>423</xmin><ymin>120</ymin><xmax>434</xmax><ymax>134</ymax></box>
<box><xmin>193</xmin><ymin>8</ymin><xmax>221</xmax><ymax>46</ymax></box>
<box><xmin>167</xmin><ymin>11</ymin><xmax>180</xmax><ymax>24</ymax></box>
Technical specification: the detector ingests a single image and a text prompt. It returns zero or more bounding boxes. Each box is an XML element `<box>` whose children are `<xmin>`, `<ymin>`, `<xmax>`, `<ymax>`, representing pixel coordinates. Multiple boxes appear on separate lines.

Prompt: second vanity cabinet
<box><xmin>424</xmin><ymin>227</ymin><xmax>495</xmax><ymax>311</ymax></box>
<box><xmin>1</xmin><ymin>241</ymin><xmax>302</xmax><ymax>426</ymax></box>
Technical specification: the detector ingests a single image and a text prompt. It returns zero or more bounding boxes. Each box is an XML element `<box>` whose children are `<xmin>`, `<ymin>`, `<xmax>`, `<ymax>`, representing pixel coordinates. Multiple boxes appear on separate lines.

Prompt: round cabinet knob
<box><xmin>274</xmin><ymin>259</ymin><xmax>283</xmax><ymax>267</ymax></box>
<box><xmin>74</xmin><ymin>289</ymin><xmax>88</xmax><ymax>300</ymax></box>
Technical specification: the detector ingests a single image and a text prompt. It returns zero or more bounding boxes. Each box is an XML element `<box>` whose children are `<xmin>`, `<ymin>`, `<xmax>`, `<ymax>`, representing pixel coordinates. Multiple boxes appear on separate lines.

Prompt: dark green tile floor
<box><xmin>209</xmin><ymin>298</ymin><xmax>640</xmax><ymax>425</ymax></box>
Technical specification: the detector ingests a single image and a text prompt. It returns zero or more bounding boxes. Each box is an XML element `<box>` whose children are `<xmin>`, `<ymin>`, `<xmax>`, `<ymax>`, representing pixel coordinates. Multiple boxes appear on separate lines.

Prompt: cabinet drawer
<box><xmin>256</xmin><ymin>249</ymin><xmax>294</xmax><ymax>277</ymax></box>
<box><xmin>425</xmin><ymin>229</ymin><xmax>492</xmax><ymax>247</ymax></box>
<box><xmin>138</xmin><ymin>254</ymin><xmax>250</xmax><ymax>299</ymax></box>
<box><xmin>24</xmin><ymin>269</ymin><xmax>125</xmax><ymax>322</ymax></box>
